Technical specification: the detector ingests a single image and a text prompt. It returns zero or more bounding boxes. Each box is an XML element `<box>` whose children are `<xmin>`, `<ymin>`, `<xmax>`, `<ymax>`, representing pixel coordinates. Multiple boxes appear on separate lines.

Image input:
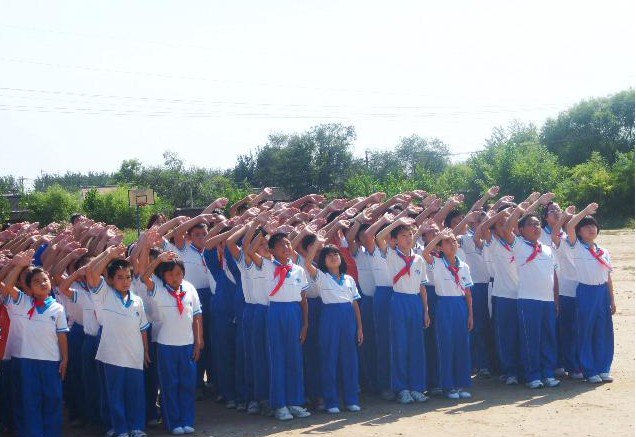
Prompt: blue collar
<box><xmin>396</xmin><ymin>248</ymin><xmax>412</xmax><ymax>258</ymax></box>
<box><xmin>33</xmin><ymin>296</ymin><xmax>55</xmax><ymax>315</ymax></box>
<box><xmin>273</xmin><ymin>259</ymin><xmax>291</xmax><ymax>267</ymax></box>
<box><xmin>441</xmin><ymin>254</ymin><xmax>461</xmax><ymax>269</ymax></box>
<box><xmin>329</xmin><ymin>272</ymin><xmax>345</xmax><ymax>286</ymax></box>
<box><xmin>114</xmin><ymin>290</ymin><xmax>133</xmax><ymax>308</ymax></box>
<box><xmin>523</xmin><ymin>238</ymin><xmax>540</xmax><ymax>247</ymax></box>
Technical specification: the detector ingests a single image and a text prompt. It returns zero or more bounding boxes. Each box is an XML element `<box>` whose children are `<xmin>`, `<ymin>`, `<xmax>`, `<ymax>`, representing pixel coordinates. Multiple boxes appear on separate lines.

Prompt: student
<box><xmin>305</xmin><ymin>239</ymin><xmax>363</xmax><ymax>414</ymax></box>
<box><xmin>85</xmin><ymin>245</ymin><xmax>150</xmax><ymax>437</ymax></box>
<box><xmin>565</xmin><ymin>203</ymin><xmax>615</xmax><ymax>383</ymax></box>
<box><xmin>376</xmin><ymin>217</ymin><xmax>430</xmax><ymax>404</ymax></box>
<box><xmin>422</xmin><ymin>228</ymin><xmax>474</xmax><ymax>399</ymax></box>
<box><xmin>507</xmin><ymin>212</ymin><xmax>560</xmax><ymax>389</ymax></box>
<box><xmin>141</xmin><ymin>251</ymin><xmax>203</xmax><ymax>435</ymax></box>
<box><xmin>1</xmin><ymin>249</ymin><xmax>69</xmax><ymax>437</ymax></box>
<box><xmin>246</xmin><ymin>232</ymin><xmax>311</xmax><ymax>421</ymax></box>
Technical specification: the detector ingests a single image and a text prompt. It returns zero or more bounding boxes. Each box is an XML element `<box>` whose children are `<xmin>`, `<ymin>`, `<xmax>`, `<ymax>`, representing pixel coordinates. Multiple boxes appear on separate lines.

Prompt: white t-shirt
<box><xmin>370</xmin><ymin>248</ymin><xmax>391</xmax><ymax>287</ymax></box>
<box><xmin>235</xmin><ymin>251</ymin><xmax>254</xmax><ymax>304</ymax></box>
<box><xmin>429</xmin><ymin>255</ymin><xmax>473</xmax><ymax>297</ymax></box>
<box><xmin>512</xmin><ymin>237</ymin><xmax>558</xmax><ymax>301</ymax></box>
<box><xmin>310</xmin><ymin>270</ymin><xmax>361</xmax><ymax>304</ymax></box>
<box><xmin>554</xmin><ymin>239</ymin><xmax>578</xmax><ymax>298</ymax></box>
<box><xmin>91</xmin><ymin>278</ymin><xmax>149</xmax><ymax>370</ymax></box>
<box><xmin>353</xmin><ymin>247</ymin><xmax>376</xmax><ymax>297</ymax></box>
<box><xmin>386</xmin><ymin>247</ymin><xmax>428</xmax><ymax>294</ymax></box>
<box><xmin>5</xmin><ymin>292</ymin><xmax>68</xmax><ymax>361</ymax></box>
<box><xmin>176</xmin><ymin>243</ymin><xmax>216</xmax><ymax>291</ymax></box>
<box><xmin>131</xmin><ymin>276</ymin><xmax>160</xmax><ymax>342</ymax></box>
<box><xmin>539</xmin><ymin>226</ymin><xmax>560</xmax><ymax>247</ymax></box>
<box><xmin>565</xmin><ymin>239</ymin><xmax>612</xmax><ymax>286</ymax></box>
<box><xmin>484</xmin><ymin>236</ymin><xmax>519</xmax><ymax>299</ymax></box>
<box><xmin>459</xmin><ymin>232</ymin><xmax>489</xmax><ymax>284</ymax></box>
<box><xmin>146</xmin><ymin>279</ymin><xmax>202</xmax><ymax>346</ymax></box>
<box><xmin>72</xmin><ymin>284</ymin><xmax>101</xmax><ymax>336</ymax></box>
<box><xmin>55</xmin><ymin>286</ymin><xmax>81</xmax><ymax>326</ymax></box>
<box><xmin>249</xmin><ymin>259</ymin><xmax>271</xmax><ymax>306</ymax></box>
<box><xmin>257</xmin><ymin>258</ymin><xmax>309</xmax><ymax>303</ymax></box>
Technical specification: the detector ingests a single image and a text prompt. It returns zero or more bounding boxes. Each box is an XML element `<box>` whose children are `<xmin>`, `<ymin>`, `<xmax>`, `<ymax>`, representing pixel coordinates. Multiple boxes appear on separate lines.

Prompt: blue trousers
<box><xmin>196</xmin><ymin>287</ymin><xmax>214</xmax><ymax>388</ymax></box>
<box><xmin>0</xmin><ymin>360</ymin><xmax>13</xmax><ymax>432</ymax></box>
<box><xmin>576</xmin><ymin>283</ymin><xmax>614</xmax><ymax>377</ymax></box>
<box><xmin>373</xmin><ymin>286</ymin><xmax>393</xmax><ymax>392</ymax></box>
<box><xmin>470</xmin><ymin>283</ymin><xmax>493</xmax><ymax>372</ymax></box>
<box><xmin>157</xmin><ymin>344</ymin><xmax>196</xmax><ymax>431</ymax></box>
<box><xmin>558</xmin><ymin>296</ymin><xmax>580</xmax><ymax>373</ymax></box>
<box><xmin>10</xmin><ymin>358</ymin><xmax>23</xmax><ymax>435</ymax></box>
<box><xmin>145</xmin><ymin>340</ymin><xmax>160</xmax><ymax>422</ymax></box>
<box><xmin>81</xmin><ymin>334</ymin><xmax>103</xmax><ymax>426</ymax></box>
<box><xmin>67</xmin><ymin>323</ymin><xmax>85</xmax><ymax>422</ymax></box>
<box><xmin>251</xmin><ymin>304</ymin><xmax>270</xmax><ymax>402</ymax></box>
<box><xmin>424</xmin><ymin>285</ymin><xmax>438</xmax><ymax>389</ymax></box>
<box><xmin>390</xmin><ymin>293</ymin><xmax>426</xmax><ymax>392</ymax></box>
<box><xmin>268</xmin><ymin>302</ymin><xmax>304</xmax><ymax>409</ymax></box>
<box><xmin>518</xmin><ymin>299</ymin><xmax>557</xmax><ymax>381</ymax></box>
<box><xmin>235</xmin><ymin>311</ymin><xmax>247</xmax><ymax>404</ymax></box>
<box><xmin>493</xmin><ymin>296</ymin><xmax>521</xmax><ymax>378</ymax></box>
<box><xmin>319</xmin><ymin>303</ymin><xmax>359</xmax><ymax>409</ymax></box>
<box><xmin>242</xmin><ymin>304</ymin><xmax>255</xmax><ymax>402</ymax></box>
<box><xmin>212</xmin><ymin>297</ymin><xmax>236</xmax><ymax>402</ymax></box>
<box><xmin>435</xmin><ymin>296</ymin><xmax>472</xmax><ymax>390</ymax></box>
<box><xmin>359</xmin><ymin>294</ymin><xmax>378</xmax><ymax>392</ymax></box>
<box><xmin>103</xmin><ymin>363</ymin><xmax>145</xmax><ymax>435</ymax></box>
<box><xmin>303</xmin><ymin>297</ymin><xmax>322</xmax><ymax>399</ymax></box>
<box><xmin>19</xmin><ymin>358</ymin><xmax>63</xmax><ymax>437</ymax></box>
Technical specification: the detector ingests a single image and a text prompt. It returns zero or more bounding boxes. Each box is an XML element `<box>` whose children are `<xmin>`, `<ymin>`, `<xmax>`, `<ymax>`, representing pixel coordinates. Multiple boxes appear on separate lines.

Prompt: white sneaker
<box><xmin>346</xmin><ymin>404</ymin><xmax>361</xmax><ymax>412</ymax></box>
<box><xmin>543</xmin><ymin>377</ymin><xmax>560</xmax><ymax>387</ymax></box>
<box><xmin>570</xmin><ymin>372</ymin><xmax>584</xmax><ymax>380</ymax></box>
<box><xmin>587</xmin><ymin>375</ymin><xmax>603</xmax><ymax>384</ymax></box>
<box><xmin>225</xmin><ymin>400</ymin><xmax>237</xmax><ymax>409</ymax></box>
<box><xmin>326</xmin><ymin>407</ymin><xmax>340</xmax><ymax>414</ymax></box>
<box><xmin>477</xmin><ymin>369</ymin><xmax>492</xmax><ymax>379</ymax></box>
<box><xmin>458</xmin><ymin>390</ymin><xmax>472</xmax><ymax>399</ymax></box>
<box><xmin>288</xmin><ymin>405</ymin><xmax>311</xmax><ymax>418</ymax></box>
<box><xmin>130</xmin><ymin>431</ymin><xmax>147</xmax><ymax>437</ymax></box>
<box><xmin>183</xmin><ymin>426</ymin><xmax>195</xmax><ymax>434</ymax></box>
<box><xmin>171</xmin><ymin>428</ymin><xmax>185</xmax><ymax>436</ymax></box>
<box><xmin>446</xmin><ymin>390</ymin><xmax>460</xmax><ymax>400</ymax></box>
<box><xmin>505</xmin><ymin>376</ymin><xmax>519</xmax><ymax>385</ymax></box>
<box><xmin>236</xmin><ymin>402</ymin><xmax>247</xmax><ymax>412</ymax></box>
<box><xmin>116</xmin><ymin>434</ymin><xmax>129</xmax><ymax>437</ymax></box>
<box><xmin>410</xmin><ymin>391</ymin><xmax>429</xmax><ymax>402</ymax></box>
<box><xmin>397</xmin><ymin>389</ymin><xmax>414</xmax><ymax>404</ymax></box>
<box><xmin>554</xmin><ymin>367</ymin><xmax>567</xmax><ymax>377</ymax></box>
<box><xmin>526</xmin><ymin>379</ymin><xmax>544</xmax><ymax>389</ymax></box>
<box><xmin>600</xmin><ymin>373</ymin><xmax>614</xmax><ymax>382</ymax></box>
<box><xmin>275</xmin><ymin>406</ymin><xmax>293</xmax><ymax>421</ymax></box>
<box><xmin>105</xmin><ymin>430</ymin><xmax>116</xmax><ymax>437</ymax></box>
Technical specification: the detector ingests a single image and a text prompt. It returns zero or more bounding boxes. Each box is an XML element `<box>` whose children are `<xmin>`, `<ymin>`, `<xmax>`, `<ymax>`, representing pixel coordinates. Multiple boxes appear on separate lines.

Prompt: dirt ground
<box><xmin>70</xmin><ymin>229</ymin><xmax>635</xmax><ymax>437</ymax></box>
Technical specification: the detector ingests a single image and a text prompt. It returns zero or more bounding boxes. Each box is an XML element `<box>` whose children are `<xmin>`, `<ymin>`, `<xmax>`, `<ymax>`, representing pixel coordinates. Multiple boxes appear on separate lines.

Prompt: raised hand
<box><xmin>487</xmin><ymin>186</ymin><xmax>500</xmax><ymax>197</ymax></box>
<box><xmin>585</xmin><ymin>202</ymin><xmax>599</xmax><ymax>215</ymax></box>
<box><xmin>13</xmin><ymin>249</ymin><xmax>35</xmax><ymax>267</ymax></box>
<box><xmin>539</xmin><ymin>192</ymin><xmax>556</xmax><ymax>205</ymax></box>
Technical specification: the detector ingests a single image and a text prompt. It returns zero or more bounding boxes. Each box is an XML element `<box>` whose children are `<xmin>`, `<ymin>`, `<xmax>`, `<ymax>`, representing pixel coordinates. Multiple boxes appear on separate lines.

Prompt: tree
<box><xmin>21</xmin><ymin>184</ymin><xmax>83</xmax><ymax>224</ymax></box>
<box><xmin>395</xmin><ymin>135</ymin><xmax>451</xmax><ymax>176</ymax></box>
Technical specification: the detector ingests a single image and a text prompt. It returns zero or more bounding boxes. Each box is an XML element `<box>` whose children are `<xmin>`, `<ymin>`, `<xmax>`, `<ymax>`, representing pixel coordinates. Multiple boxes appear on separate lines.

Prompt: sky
<box><xmin>1</xmin><ymin>0</ymin><xmax>634</xmax><ymax>184</ymax></box>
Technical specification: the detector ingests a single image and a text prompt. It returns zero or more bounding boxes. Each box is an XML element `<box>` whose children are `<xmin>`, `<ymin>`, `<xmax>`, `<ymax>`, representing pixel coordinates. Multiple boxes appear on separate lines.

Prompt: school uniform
<box><xmin>235</xmin><ymin>250</ymin><xmax>256</xmax><ymax>406</ymax></box>
<box><xmin>554</xmin><ymin>237</ymin><xmax>580</xmax><ymax>374</ymax></box>
<box><xmin>0</xmin><ymin>302</ymin><xmax>12</xmax><ymax>433</ymax></box>
<box><xmin>512</xmin><ymin>238</ymin><xmax>559</xmax><ymax>382</ymax></box>
<box><xmin>298</xmin><ymin>253</ymin><xmax>322</xmax><ymax>401</ymax></box>
<box><xmin>259</xmin><ymin>258</ymin><xmax>309</xmax><ymax>409</ymax></box>
<box><xmin>146</xmin><ymin>278</ymin><xmax>202</xmax><ymax>431</ymax></box>
<box><xmin>484</xmin><ymin>236</ymin><xmax>520</xmax><ymax>379</ymax></box>
<box><xmin>369</xmin><ymin>248</ymin><xmax>393</xmax><ymax>394</ymax></box>
<box><xmin>386</xmin><ymin>247</ymin><xmax>428</xmax><ymax>393</ymax></box>
<box><xmin>248</xmin><ymin>256</ymin><xmax>271</xmax><ymax>404</ymax></box>
<box><xmin>459</xmin><ymin>231</ymin><xmax>493</xmax><ymax>373</ymax></box>
<box><xmin>429</xmin><ymin>255</ymin><xmax>473</xmax><ymax>391</ymax></box>
<box><xmin>91</xmin><ymin>278</ymin><xmax>150</xmax><ymax>436</ymax></box>
<box><xmin>5</xmin><ymin>291</ymin><xmax>68</xmax><ymax>437</ymax></box>
<box><xmin>565</xmin><ymin>239</ymin><xmax>614</xmax><ymax>378</ymax></box>
<box><xmin>354</xmin><ymin>246</ymin><xmax>378</xmax><ymax>392</ymax></box>
<box><xmin>312</xmin><ymin>270</ymin><xmax>361</xmax><ymax>409</ymax></box>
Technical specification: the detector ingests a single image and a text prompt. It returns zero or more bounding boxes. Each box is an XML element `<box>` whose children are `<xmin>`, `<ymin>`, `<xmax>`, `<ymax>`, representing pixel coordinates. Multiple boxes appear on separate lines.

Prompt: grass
<box><xmin>123</xmin><ymin>228</ymin><xmax>140</xmax><ymax>246</ymax></box>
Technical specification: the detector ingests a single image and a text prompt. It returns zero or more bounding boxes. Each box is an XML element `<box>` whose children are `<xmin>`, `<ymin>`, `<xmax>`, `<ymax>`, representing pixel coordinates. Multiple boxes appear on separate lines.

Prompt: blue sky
<box><xmin>1</xmin><ymin>0</ymin><xmax>634</xmax><ymax>182</ymax></box>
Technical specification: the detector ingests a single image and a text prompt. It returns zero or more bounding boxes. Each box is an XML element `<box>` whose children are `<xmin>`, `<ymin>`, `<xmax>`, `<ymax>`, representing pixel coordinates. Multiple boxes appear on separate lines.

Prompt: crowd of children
<box><xmin>0</xmin><ymin>186</ymin><xmax>616</xmax><ymax>436</ymax></box>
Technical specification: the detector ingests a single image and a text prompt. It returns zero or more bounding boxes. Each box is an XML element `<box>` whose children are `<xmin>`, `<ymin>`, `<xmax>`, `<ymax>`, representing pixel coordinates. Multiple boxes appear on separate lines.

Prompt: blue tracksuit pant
<box><xmin>576</xmin><ymin>283</ymin><xmax>614</xmax><ymax>378</ymax></box>
<box><xmin>424</xmin><ymin>285</ymin><xmax>438</xmax><ymax>389</ymax></box>
<box><xmin>102</xmin><ymin>363</ymin><xmax>145</xmax><ymax>435</ymax></box>
<box><xmin>359</xmin><ymin>294</ymin><xmax>377</xmax><ymax>392</ymax></box>
<box><xmin>470</xmin><ymin>283</ymin><xmax>493</xmax><ymax>372</ymax></box>
<box><xmin>373</xmin><ymin>286</ymin><xmax>393</xmax><ymax>392</ymax></box>
<box><xmin>157</xmin><ymin>344</ymin><xmax>196</xmax><ymax>431</ymax></box>
<box><xmin>493</xmin><ymin>296</ymin><xmax>521</xmax><ymax>378</ymax></box>
<box><xmin>19</xmin><ymin>358</ymin><xmax>63</xmax><ymax>437</ymax></box>
<box><xmin>390</xmin><ymin>292</ymin><xmax>426</xmax><ymax>393</ymax></box>
<box><xmin>435</xmin><ymin>296</ymin><xmax>472</xmax><ymax>390</ymax></box>
<box><xmin>558</xmin><ymin>295</ymin><xmax>580</xmax><ymax>374</ymax></box>
<box><xmin>251</xmin><ymin>304</ymin><xmax>270</xmax><ymax>402</ymax></box>
<box><xmin>518</xmin><ymin>298</ymin><xmax>557</xmax><ymax>381</ymax></box>
<box><xmin>303</xmin><ymin>297</ymin><xmax>322</xmax><ymax>400</ymax></box>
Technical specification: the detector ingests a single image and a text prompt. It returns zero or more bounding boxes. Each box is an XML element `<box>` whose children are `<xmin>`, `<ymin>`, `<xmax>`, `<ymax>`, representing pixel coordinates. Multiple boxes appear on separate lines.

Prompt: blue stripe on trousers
<box><xmin>19</xmin><ymin>358</ymin><xmax>63</xmax><ymax>437</ymax></box>
<box><xmin>242</xmin><ymin>304</ymin><xmax>255</xmax><ymax>402</ymax></box>
<box><xmin>576</xmin><ymin>283</ymin><xmax>614</xmax><ymax>377</ymax></box>
<box><xmin>470</xmin><ymin>283</ymin><xmax>493</xmax><ymax>372</ymax></box>
<box><xmin>157</xmin><ymin>344</ymin><xmax>196</xmax><ymax>431</ymax></box>
<box><xmin>435</xmin><ymin>296</ymin><xmax>472</xmax><ymax>390</ymax></box>
<box><xmin>492</xmin><ymin>296</ymin><xmax>521</xmax><ymax>378</ymax></box>
<box><xmin>518</xmin><ymin>298</ymin><xmax>557</xmax><ymax>381</ymax></box>
<box><xmin>103</xmin><ymin>363</ymin><xmax>145</xmax><ymax>435</ymax></box>
<box><xmin>303</xmin><ymin>297</ymin><xmax>322</xmax><ymax>399</ymax></box>
<box><xmin>557</xmin><ymin>295</ymin><xmax>580</xmax><ymax>373</ymax></box>
<box><xmin>67</xmin><ymin>323</ymin><xmax>85</xmax><ymax>421</ymax></box>
<box><xmin>373</xmin><ymin>286</ymin><xmax>393</xmax><ymax>392</ymax></box>
<box><xmin>360</xmin><ymin>294</ymin><xmax>378</xmax><ymax>392</ymax></box>
<box><xmin>390</xmin><ymin>292</ymin><xmax>426</xmax><ymax>392</ymax></box>
<box><xmin>251</xmin><ymin>304</ymin><xmax>270</xmax><ymax>402</ymax></box>
<box><xmin>81</xmin><ymin>334</ymin><xmax>103</xmax><ymax>426</ymax></box>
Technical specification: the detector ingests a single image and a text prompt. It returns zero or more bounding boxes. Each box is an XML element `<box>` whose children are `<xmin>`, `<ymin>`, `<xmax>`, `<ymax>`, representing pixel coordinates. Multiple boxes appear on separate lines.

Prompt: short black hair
<box><xmin>146</xmin><ymin>213</ymin><xmax>166</xmax><ymax>229</ymax></box>
<box><xmin>106</xmin><ymin>259</ymin><xmax>133</xmax><ymax>279</ymax></box>
<box><xmin>575</xmin><ymin>215</ymin><xmax>600</xmax><ymax>237</ymax></box>
<box><xmin>356</xmin><ymin>223</ymin><xmax>371</xmax><ymax>241</ymax></box>
<box><xmin>72</xmin><ymin>254</ymin><xmax>93</xmax><ymax>271</ymax></box>
<box><xmin>301</xmin><ymin>234</ymin><xmax>317</xmax><ymax>251</ymax></box>
<box><xmin>155</xmin><ymin>259</ymin><xmax>186</xmax><ymax>283</ymax></box>
<box><xmin>390</xmin><ymin>224</ymin><xmax>412</xmax><ymax>239</ymax></box>
<box><xmin>519</xmin><ymin>213</ymin><xmax>540</xmax><ymax>228</ymax></box>
<box><xmin>70</xmin><ymin>213</ymin><xmax>84</xmax><ymax>225</ymax></box>
<box><xmin>25</xmin><ymin>267</ymin><xmax>47</xmax><ymax>287</ymax></box>
<box><xmin>187</xmin><ymin>222</ymin><xmax>208</xmax><ymax>234</ymax></box>
<box><xmin>444</xmin><ymin>210</ymin><xmax>463</xmax><ymax>228</ymax></box>
<box><xmin>496</xmin><ymin>202</ymin><xmax>516</xmax><ymax>213</ymax></box>
<box><xmin>268</xmin><ymin>232</ymin><xmax>289</xmax><ymax>250</ymax></box>
<box><xmin>317</xmin><ymin>244</ymin><xmax>347</xmax><ymax>276</ymax></box>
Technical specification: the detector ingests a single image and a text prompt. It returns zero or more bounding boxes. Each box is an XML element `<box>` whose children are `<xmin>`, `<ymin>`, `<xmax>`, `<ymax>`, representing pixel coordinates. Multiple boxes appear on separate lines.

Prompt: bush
<box><xmin>21</xmin><ymin>184</ymin><xmax>83</xmax><ymax>224</ymax></box>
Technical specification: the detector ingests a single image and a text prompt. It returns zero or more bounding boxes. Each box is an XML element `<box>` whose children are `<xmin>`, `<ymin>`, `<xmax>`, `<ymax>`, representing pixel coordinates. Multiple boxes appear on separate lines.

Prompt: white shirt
<box><xmin>512</xmin><ymin>237</ymin><xmax>558</xmax><ymax>301</ymax></box>
<box><xmin>72</xmin><ymin>283</ymin><xmax>101</xmax><ymax>336</ymax></box>
<box><xmin>485</xmin><ymin>236</ymin><xmax>519</xmax><ymax>299</ymax></box>
<box><xmin>565</xmin><ymin>239</ymin><xmax>612</xmax><ymax>286</ymax></box>
<box><xmin>176</xmin><ymin>243</ymin><xmax>216</xmax><ymax>291</ymax></box>
<box><xmin>249</xmin><ymin>260</ymin><xmax>271</xmax><ymax>306</ymax></box>
<box><xmin>311</xmin><ymin>270</ymin><xmax>360</xmax><ymax>304</ymax></box>
<box><xmin>132</xmin><ymin>276</ymin><xmax>160</xmax><ymax>342</ymax></box>
<box><xmin>459</xmin><ymin>232</ymin><xmax>490</xmax><ymax>284</ymax></box>
<box><xmin>55</xmin><ymin>286</ymin><xmax>81</xmax><ymax>326</ymax></box>
<box><xmin>539</xmin><ymin>226</ymin><xmax>558</xmax><ymax>247</ymax></box>
<box><xmin>554</xmin><ymin>239</ymin><xmax>578</xmax><ymax>297</ymax></box>
<box><xmin>235</xmin><ymin>251</ymin><xmax>255</xmax><ymax>304</ymax></box>
<box><xmin>91</xmin><ymin>279</ymin><xmax>150</xmax><ymax>370</ymax></box>
<box><xmin>370</xmin><ymin>248</ymin><xmax>391</xmax><ymax>287</ymax></box>
<box><xmin>5</xmin><ymin>292</ymin><xmax>68</xmax><ymax>361</ymax></box>
<box><xmin>146</xmin><ymin>279</ymin><xmax>202</xmax><ymax>346</ymax></box>
<box><xmin>386</xmin><ymin>247</ymin><xmax>428</xmax><ymax>294</ymax></box>
<box><xmin>353</xmin><ymin>247</ymin><xmax>376</xmax><ymax>297</ymax></box>
<box><xmin>429</xmin><ymin>255</ymin><xmax>474</xmax><ymax>297</ymax></box>
<box><xmin>257</xmin><ymin>258</ymin><xmax>309</xmax><ymax>303</ymax></box>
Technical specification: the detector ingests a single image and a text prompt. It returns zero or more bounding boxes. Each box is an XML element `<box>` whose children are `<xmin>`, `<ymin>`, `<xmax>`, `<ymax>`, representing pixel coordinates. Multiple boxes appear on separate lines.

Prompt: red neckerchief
<box><xmin>523</xmin><ymin>239</ymin><xmax>542</xmax><ymax>265</ymax></box>
<box><xmin>581</xmin><ymin>240</ymin><xmax>612</xmax><ymax>270</ymax></box>
<box><xmin>165</xmin><ymin>283</ymin><xmax>186</xmax><ymax>315</ymax></box>
<box><xmin>27</xmin><ymin>298</ymin><xmax>47</xmax><ymax>319</ymax></box>
<box><xmin>443</xmin><ymin>255</ymin><xmax>465</xmax><ymax>293</ymax></box>
<box><xmin>496</xmin><ymin>236</ymin><xmax>515</xmax><ymax>263</ymax></box>
<box><xmin>393</xmin><ymin>248</ymin><xmax>415</xmax><ymax>284</ymax></box>
<box><xmin>270</xmin><ymin>260</ymin><xmax>293</xmax><ymax>296</ymax></box>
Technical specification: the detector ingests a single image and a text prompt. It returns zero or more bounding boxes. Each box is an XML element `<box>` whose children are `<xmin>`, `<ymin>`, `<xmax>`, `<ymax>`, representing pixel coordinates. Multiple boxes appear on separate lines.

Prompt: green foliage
<box><xmin>0</xmin><ymin>176</ymin><xmax>21</xmax><ymax>194</ymax></box>
<box><xmin>0</xmin><ymin>196</ymin><xmax>11</xmax><ymax>223</ymax></box>
<box><xmin>21</xmin><ymin>184</ymin><xmax>83</xmax><ymax>224</ymax></box>
<box><xmin>34</xmin><ymin>171</ymin><xmax>113</xmax><ymax>192</ymax></box>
